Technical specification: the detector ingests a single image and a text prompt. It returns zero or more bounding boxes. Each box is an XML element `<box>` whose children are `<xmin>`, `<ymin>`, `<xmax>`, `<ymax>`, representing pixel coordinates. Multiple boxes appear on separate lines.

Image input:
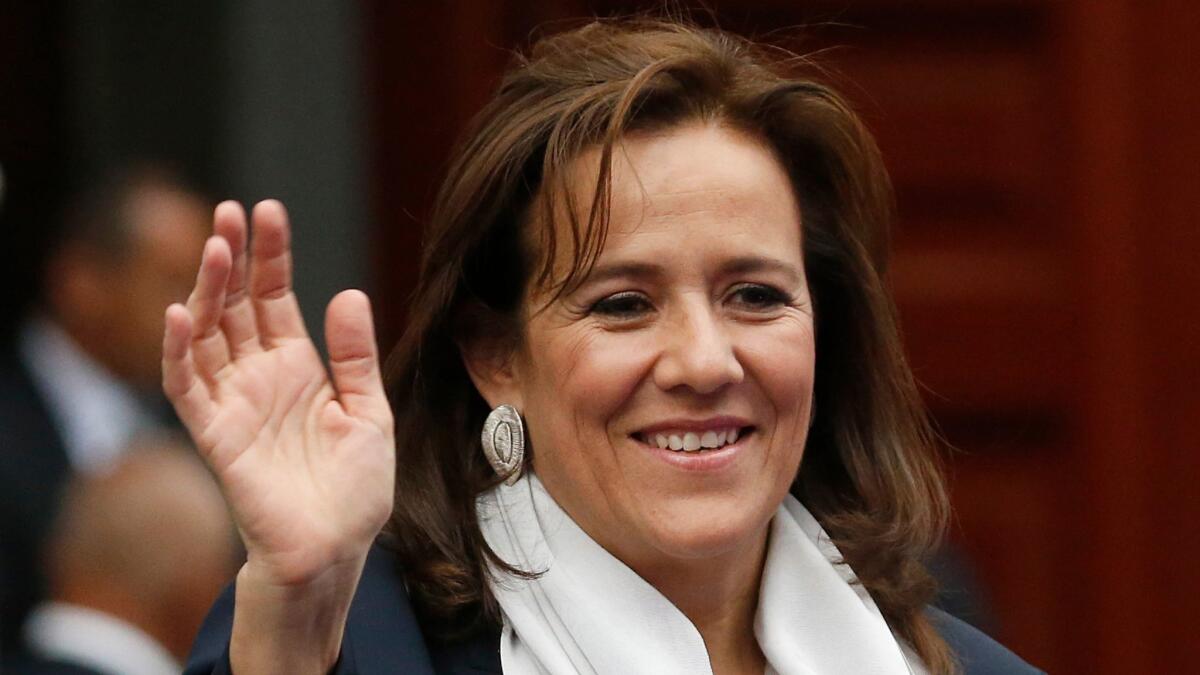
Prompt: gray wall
<box><xmin>224</xmin><ymin>0</ymin><xmax>370</xmax><ymax>353</ymax></box>
<box><xmin>66</xmin><ymin>0</ymin><xmax>370</xmax><ymax>353</ymax></box>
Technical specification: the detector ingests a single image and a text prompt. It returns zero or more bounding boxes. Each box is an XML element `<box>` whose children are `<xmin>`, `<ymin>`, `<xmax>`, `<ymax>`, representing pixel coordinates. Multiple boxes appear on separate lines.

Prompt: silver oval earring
<box><xmin>481</xmin><ymin>404</ymin><xmax>525</xmax><ymax>485</ymax></box>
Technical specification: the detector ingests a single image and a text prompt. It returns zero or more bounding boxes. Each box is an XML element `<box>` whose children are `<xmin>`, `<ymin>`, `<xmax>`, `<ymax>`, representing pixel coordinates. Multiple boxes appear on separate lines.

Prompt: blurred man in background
<box><xmin>10</xmin><ymin>440</ymin><xmax>236</xmax><ymax>675</ymax></box>
<box><xmin>0</xmin><ymin>164</ymin><xmax>211</xmax><ymax>653</ymax></box>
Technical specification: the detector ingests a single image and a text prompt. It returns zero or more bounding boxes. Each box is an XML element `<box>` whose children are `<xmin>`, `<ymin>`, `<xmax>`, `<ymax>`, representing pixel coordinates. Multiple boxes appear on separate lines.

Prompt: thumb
<box><xmin>325</xmin><ymin>290</ymin><xmax>390</xmax><ymax>429</ymax></box>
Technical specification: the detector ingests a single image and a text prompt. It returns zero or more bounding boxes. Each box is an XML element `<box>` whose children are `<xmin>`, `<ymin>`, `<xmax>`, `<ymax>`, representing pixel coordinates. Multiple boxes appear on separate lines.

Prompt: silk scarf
<box><xmin>477</xmin><ymin>473</ymin><xmax>926</xmax><ymax>674</ymax></box>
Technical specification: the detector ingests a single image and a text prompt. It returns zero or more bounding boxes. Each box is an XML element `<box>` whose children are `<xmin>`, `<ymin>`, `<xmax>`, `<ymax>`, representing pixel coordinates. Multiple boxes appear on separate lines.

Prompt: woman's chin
<box><xmin>633</xmin><ymin>497</ymin><xmax>776</xmax><ymax>564</ymax></box>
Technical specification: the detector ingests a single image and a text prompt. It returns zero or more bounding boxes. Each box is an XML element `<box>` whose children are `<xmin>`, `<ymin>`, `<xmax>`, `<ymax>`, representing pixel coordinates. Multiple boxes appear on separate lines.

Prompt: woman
<box><xmin>171</xmin><ymin>18</ymin><xmax>1040</xmax><ymax>675</ymax></box>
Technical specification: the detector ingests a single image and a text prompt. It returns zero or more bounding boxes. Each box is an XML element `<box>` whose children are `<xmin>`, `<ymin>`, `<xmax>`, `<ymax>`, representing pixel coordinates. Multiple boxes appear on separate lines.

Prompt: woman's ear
<box><xmin>458</xmin><ymin>336</ymin><xmax>524</xmax><ymax>411</ymax></box>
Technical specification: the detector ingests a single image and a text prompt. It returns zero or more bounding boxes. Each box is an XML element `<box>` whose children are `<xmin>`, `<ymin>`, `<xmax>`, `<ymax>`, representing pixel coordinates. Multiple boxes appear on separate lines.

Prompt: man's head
<box><xmin>45</xmin><ymin>165</ymin><xmax>210</xmax><ymax>389</ymax></box>
<box><xmin>42</xmin><ymin>438</ymin><xmax>236</xmax><ymax>661</ymax></box>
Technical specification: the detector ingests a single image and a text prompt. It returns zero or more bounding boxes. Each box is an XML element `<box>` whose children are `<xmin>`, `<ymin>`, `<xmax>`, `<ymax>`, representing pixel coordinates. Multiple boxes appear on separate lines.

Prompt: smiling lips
<box><xmin>635</xmin><ymin>426</ymin><xmax>752</xmax><ymax>452</ymax></box>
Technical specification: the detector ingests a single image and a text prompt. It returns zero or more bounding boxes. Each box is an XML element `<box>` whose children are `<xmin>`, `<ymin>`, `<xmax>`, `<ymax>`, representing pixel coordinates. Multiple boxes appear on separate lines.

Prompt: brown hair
<box><xmin>383</xmin><ymin>16</ymin><xmax>954</xmax><ymax>673</ymax></box>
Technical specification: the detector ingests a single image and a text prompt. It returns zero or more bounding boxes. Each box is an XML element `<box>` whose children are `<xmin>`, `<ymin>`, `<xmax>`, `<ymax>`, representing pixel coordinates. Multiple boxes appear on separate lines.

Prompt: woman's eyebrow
<box><xmin>580</xmin><ymin>256</ymin><xmax>802</xmax><ymax>286</ymax></box>
<box><xmin>720</xmin><ymin>256</ymin><xmax>803</xmax><ymax>286</ymax></box>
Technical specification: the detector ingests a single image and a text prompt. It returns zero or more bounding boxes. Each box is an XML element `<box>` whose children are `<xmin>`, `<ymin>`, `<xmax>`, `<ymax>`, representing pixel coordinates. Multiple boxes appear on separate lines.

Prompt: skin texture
<box><xmin>466</xmin><ymin>122</ymin><xmax>815</xmax><ymax>674</ymax></box>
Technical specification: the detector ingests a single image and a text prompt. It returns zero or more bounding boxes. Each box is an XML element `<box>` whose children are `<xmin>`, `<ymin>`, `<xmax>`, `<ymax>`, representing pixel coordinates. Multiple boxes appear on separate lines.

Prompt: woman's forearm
<box><xmin>228</xmin><ymin>551</ymin><xmax>369</xmax><ymax>675</ymax></box>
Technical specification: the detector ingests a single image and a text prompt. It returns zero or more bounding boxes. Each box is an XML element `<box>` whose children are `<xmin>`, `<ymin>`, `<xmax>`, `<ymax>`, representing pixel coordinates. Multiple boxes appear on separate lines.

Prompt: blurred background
<box><xmin>2</xmin><ymin>1</ymin><xmax>1198</xmax><ymax>673</ymax></box>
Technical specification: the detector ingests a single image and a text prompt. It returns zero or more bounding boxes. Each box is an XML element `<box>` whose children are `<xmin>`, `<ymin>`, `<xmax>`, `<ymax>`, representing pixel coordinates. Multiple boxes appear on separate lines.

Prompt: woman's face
<box><xmin>488</xmin><ymin>122</ymin><xmax>815</xmax><ymax>574</ymax></box>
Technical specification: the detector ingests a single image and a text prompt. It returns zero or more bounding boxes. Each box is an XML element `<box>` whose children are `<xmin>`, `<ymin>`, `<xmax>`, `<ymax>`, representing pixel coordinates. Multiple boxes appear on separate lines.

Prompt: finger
<box><xmin>248</xmin><ymin>200</ymin><xmax>309</xmax><ymax>345</ymax></box>
<box><xmin>185</xmin><ymin>236</ymin><xmax>234</xmax><ymax>381</ymax></box>
<box><xmin>162</xmin><ymin>303</ymin><xmax>216</xmax><ymax>437</ymax></box>
<box><xmin>325</xmin><ymin>290</ymin><xmax>391</xmax><ymax>431</ymax></box>
<box><xmin>212</xmin><ymin>201</ymin><xmax>262</xmax><ymax>357</ymax></box>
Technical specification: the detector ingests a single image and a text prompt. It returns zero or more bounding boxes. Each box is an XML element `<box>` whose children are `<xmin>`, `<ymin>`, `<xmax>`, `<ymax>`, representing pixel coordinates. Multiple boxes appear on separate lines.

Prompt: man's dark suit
<box><xmin>0</xmin><ymin>333</ymin><xmax>179</xmax><ymax>659</ymax></box>
<box><xmin>185</xmin><ymin>545</ymin><xmax>1044</xmax><ymax>675</ymax></box>
<box><xmin>0</xmin><ymin>341</ymin><xmax>73</xmax><ymax>655</ymax></box>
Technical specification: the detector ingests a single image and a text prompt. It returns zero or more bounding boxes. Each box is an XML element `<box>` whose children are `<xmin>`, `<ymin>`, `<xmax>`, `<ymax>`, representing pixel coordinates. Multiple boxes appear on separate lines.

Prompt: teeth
<box><xmin>643</xmin><ymin>427</ymin><xmax>745</xmax><ymax>452</ymax></box>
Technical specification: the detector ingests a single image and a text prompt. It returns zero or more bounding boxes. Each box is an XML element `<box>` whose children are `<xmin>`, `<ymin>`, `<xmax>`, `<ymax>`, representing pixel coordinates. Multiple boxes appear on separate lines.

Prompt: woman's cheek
<box><xmin>734</xmin><ymin>318</ymin><xmax>815</xmax><ymax>375</ymax></box>
<box><xmin>524</xmin><ymin>325</ymin><xmax>654</xmax><ymax>454</ymax></box>
<box><xmin>736</xmin><ymin>321</ymin><xmax>816</xmax><ymax>435</ymax></box>
<box><xmin>562</xmin><ymin>327</ymin><xmax>660</xmax><ymax>404</ymax></box>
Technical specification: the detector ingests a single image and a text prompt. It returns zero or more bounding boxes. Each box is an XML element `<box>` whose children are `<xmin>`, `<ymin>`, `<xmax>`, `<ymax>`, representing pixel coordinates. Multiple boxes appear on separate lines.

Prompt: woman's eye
<box><xmin>729</xmin><ymin>284</ymin><xmax>789</xmax><ymax>310</ymax></box>
<box><xmin>589</xmin><ymin>292</ymin><xmax>653</xmax><ymax>319</ymax></box>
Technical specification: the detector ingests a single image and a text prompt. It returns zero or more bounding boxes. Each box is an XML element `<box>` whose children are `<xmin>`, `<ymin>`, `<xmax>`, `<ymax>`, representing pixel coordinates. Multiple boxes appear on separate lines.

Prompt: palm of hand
<box><xmin>163</xmin><ymin>201</ymin><xmax>394</xmax><ymax>587</ymax></box>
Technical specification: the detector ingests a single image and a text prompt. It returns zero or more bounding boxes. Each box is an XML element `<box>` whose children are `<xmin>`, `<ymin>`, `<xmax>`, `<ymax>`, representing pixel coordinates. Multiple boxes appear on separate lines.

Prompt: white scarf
<box><xmin>477</xmin><ymin>473</ymin><xmax>926</xmax><ymax>675</ymax></box>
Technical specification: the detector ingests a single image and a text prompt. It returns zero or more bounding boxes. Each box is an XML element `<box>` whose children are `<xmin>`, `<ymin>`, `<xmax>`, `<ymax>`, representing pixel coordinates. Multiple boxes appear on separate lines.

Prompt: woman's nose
<box><xmin>652</xmin><ymin>302</ymin><xmax>745</xmax><ymax>394</ymax></box>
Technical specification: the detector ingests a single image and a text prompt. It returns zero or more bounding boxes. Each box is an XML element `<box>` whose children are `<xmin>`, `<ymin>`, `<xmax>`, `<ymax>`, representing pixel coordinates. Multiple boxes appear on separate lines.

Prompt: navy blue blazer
<box><xmin>185</xmin><ymin>546</ymin><xmax>1043</xmax><ymax>675</ymax></box>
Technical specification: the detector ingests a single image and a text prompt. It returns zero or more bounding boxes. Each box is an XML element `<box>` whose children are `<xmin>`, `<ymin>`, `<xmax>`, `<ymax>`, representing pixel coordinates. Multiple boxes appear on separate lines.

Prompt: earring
<box><xmin>481</xmin><ymin>404</ymin><xmax>526</xmax><ymax>485</ymax></box>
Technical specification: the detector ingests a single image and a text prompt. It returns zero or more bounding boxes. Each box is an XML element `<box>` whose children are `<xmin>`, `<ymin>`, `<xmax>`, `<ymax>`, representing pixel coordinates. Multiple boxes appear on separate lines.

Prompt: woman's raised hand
<box><xmin>162</xmin><ymin>200</ymin><xmax>395</xmax><ymax>592</ymax></box>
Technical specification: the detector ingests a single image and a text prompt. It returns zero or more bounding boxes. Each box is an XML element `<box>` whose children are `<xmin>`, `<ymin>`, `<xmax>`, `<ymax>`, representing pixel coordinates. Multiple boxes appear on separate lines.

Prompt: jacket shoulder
<box><xmin>928</xmin><ymin>607</ymin><xmax>1045</xmax><ymax>675</ymax></box>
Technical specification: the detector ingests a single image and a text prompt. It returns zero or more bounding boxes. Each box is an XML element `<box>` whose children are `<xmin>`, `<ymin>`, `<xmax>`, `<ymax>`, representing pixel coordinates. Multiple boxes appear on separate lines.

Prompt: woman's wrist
<box><xmin>229</xmin><ymin>550</ymin><xmax>370</xmax><ymax>675</ymax></box>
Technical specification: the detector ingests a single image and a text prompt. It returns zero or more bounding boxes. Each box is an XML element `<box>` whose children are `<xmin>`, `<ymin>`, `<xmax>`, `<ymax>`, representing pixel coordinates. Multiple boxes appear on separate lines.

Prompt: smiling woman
<box><xmin>173</xmin><ymin>15</ymin><xmax>1041</xmax><ymax>675</ymax></box>
<box><xmin>475</xmin><ymin>122</ymin><xmax>816</xmax><ymax>589</ymax></box>
<box><xmin>462</xmin><ymin>126</ymin><xmax>818</xmax><ymax>674</ymax></box>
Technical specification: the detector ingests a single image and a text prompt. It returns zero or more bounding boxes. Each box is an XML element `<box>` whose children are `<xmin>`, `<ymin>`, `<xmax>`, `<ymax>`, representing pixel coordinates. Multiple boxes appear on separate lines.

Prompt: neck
<box><xmin>635</xmin><ymin>527</ymin><xmax>770</xmax><ymax>675</ymax></box>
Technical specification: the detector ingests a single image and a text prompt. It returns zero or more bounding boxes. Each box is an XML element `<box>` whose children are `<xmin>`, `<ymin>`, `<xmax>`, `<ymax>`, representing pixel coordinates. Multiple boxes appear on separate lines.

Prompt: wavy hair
<box><xmin>383</xmin><ymin>16</ymin><xmax>953</xmax><ymax>673</ymax></box>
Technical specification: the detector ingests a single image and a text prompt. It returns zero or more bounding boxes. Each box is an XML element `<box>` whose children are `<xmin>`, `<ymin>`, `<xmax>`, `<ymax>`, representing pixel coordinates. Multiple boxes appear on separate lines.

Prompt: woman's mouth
<box><xmin>634</xmin><ymin>426</ymin><xmax>754</xmax><ymax>453</ymax></box>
